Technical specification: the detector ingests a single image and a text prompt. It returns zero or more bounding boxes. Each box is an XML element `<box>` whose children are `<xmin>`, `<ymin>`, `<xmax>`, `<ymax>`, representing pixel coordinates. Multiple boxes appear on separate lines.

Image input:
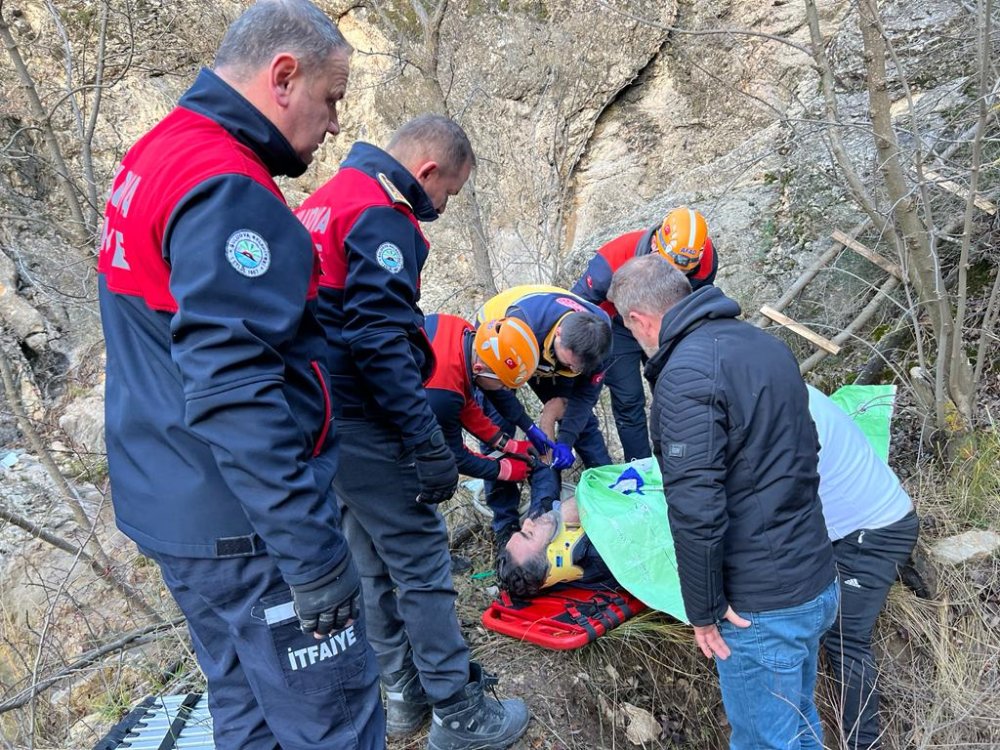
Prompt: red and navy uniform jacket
<box><xmin>424</xmin><ymin>314</ymin><xmax>509</xmax><ymax>480</ymax></box>
<box><xmin>296</xmin><ymin>143</ymin><xmax>440</xmax><ymax>447</ymax></box>
<box><xmin>571</xmin><ymin>226</ymin><xmax>718</xmax><ymax>318</ymax></box>
<box><xmin>482</xmin><ymin>289</ymin><xmax>612</xmax><ymax>449</ymax></box>
<box><xmin>97</xmin><ymin>68</ymin><xmax>346</xmax><ymax>586</ymax></box>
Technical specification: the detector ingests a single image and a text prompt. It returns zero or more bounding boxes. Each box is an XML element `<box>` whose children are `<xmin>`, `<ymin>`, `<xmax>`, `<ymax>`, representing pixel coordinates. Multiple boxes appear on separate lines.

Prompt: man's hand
<box><xmin>498</xmin><ymin>435</ymin><xmax>537</xmax><ymax>458</ymax></box>
<box><xmin>525</xmin><ymin>424</ymin><xmax>555</xmax><ymax>455</ymax></box>
<box><xmin>290</xmin><ymin>556</ymin><xmax>361</xmax><ymax>639</ymax></box>
<box><xmin>414</xmin><ymin>429</ymin><xmax>459</xmax><ymax>504</ymax></box>
<box><xmin>692</xmin><ymin>607</ymin><xmax>751</xmax><ymax>660</ymax></box>
<box><xmin>496</xmin><ymin>454</ymin><xmax>532</xmax><ymax>482</ymax></box>
<box><xmin>549</xmin><ymin>442</ymin><xmax>575</xmax><ymax>470</ymax></box>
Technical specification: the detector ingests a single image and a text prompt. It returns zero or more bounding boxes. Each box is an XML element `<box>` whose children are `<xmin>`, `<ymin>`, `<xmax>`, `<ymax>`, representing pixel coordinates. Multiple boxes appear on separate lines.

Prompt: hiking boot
<box><xmin>383</xmin><ymin>663</ymin><xmax>430</xmax><ymax>738</ymax></box>
<box><xmin>426</xmin><ymin>662</ymin><xmax>530</xmax><ymax>750</ymax></box>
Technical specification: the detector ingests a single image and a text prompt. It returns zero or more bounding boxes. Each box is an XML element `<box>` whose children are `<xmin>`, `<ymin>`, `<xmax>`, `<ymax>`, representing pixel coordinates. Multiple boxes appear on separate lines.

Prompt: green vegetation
<box><xmin>948</xmin><ymin>427</ymin><xmax>1000</xmax><ymax>528</ymax></box>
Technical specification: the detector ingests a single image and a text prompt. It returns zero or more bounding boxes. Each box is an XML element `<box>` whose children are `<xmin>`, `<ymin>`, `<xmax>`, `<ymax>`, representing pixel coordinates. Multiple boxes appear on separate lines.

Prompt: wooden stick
<box><xmin>832</xmin><ymin>230</ymin><xmax>904</xmax><ymax>279</ymax></box>
<box><xmin>923</xmin><ymin>168</ymin><xmax>998</xmax><ymax>215</ymax></box>
<box><xmin>799</xmin><ymin>276</ymin><xmax>901</xmax><ymax>374</ymax></box>
<box><xmin>759</xmin><ymin>305</ymin><xmax>842</xmax><ymax>354</ymax></box>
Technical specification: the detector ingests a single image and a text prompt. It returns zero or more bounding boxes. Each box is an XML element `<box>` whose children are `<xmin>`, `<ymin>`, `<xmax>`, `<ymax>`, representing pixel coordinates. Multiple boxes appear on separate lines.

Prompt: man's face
<box><xmin>284</xmin><ymin>49</ymin><xmax>350</xmax><ymax>164</ymax></box>
<box><xmin>623</xmin><ymin>311</ymin><xmax>661</xmax><ymax>357</ymax></box>
<box><xmin>417</xmin><ymin>159</ymin><xmax>472</xmax><ymax>215</ymax></box>
<box><xmin>471</xmin><ymin>357</ymin><xmax>510</xmax><ymax>391</ymax></box>
<box><xmin>552</xmin><ymin>332</ymin><xmax>583</xmax><ymax>375</ymax></box>
<box><xmin>505</xmin><ymin>510</ymin><xmax>558</xmax><ymax>565</ymax></box>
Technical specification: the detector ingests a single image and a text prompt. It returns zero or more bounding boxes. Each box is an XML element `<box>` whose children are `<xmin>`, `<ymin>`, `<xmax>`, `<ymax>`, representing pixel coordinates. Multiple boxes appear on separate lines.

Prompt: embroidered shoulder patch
<box><xmin>226</xmin><ymin>230</ymin><xmax>270</xmax><ymax>277</ymax></box>
<box><xmin>555</xmin><ymin>296</ymin><xmax>586</xmax><ymax>312</ymax></box>
<box><xmin>376</xmin><ymin>242</ymin><xmax>405</xmax><ymax>274</ymax></box>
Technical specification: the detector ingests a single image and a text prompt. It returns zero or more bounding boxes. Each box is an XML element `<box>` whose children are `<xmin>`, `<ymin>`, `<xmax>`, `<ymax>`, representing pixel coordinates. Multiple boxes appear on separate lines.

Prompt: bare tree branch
<box><xmin>0</xmin><ymin>8</ymin><xmax>90</xmax><ymax>246</ymax></box>
<box><xmin>0</xmin><ymin>337</ymin><xmax>156</xmax><ymax>618</ymax></box>
<box><xmin>0</xmin><ymin>616</ymin><xmax>186</xmax><ymax>714</ymax></box>
<box><xmin>968</xmin><ymin>0</ymin><xmax>996</xmax><ymax>397</ymax></box>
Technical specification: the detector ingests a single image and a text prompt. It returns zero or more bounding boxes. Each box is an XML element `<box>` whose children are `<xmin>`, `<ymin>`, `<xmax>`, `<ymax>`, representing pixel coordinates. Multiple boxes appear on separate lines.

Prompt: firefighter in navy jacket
<box><xmin>296</xmin><ymin>116</ymin><xmax>529</xmax><ymax>748</ymax></box>
<box><xmin>475</xmin><ymin>285</ymin><xmax>613</xmax><ymax>546</ymax></box>
<box><xmin>571</xmin><ymin>207</ymin><xmax>718</xmax><ymax>461</ymax></box>
<box><xmin>96</xmin><ymin>4</ymin><xmax>381</xmax><ymax>748</ymax></box>
<box><xmin>477</xmin><ymin>285</ymin><xmax>614</xmax><ymax>468</ymax></box>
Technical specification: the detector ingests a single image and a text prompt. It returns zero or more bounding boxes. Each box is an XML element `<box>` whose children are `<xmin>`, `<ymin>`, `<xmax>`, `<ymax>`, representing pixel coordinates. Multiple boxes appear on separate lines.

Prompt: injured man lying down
<box><xmin>494</xmin><ymin>460</ymin><xmax>688</xmax><ymax>623</ymax></box>
<box><xmin>495</xmin><ymin>486</ymin><xmax>616</xmax><ymax>597</ymax></box>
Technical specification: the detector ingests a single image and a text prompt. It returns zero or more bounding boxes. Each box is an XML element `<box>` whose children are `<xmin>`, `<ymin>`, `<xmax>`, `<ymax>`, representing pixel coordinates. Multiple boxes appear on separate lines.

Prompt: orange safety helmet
<box><xmin>473</xmin><ymin>317</ymin><xmax>540</xmax><ymax>388</ymax></box>
<box><xmin>652</xmin><ymin>206</ymin><xmax>709</xmax><ymax>272</ymax></box>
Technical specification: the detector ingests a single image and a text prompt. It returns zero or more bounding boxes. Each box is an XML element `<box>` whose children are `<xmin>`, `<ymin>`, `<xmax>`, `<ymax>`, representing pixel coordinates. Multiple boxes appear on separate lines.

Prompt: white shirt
<box><xmin>808</xmin><ymin>386</ymin><xmax>913</xmax><ymax>541</ymax></box>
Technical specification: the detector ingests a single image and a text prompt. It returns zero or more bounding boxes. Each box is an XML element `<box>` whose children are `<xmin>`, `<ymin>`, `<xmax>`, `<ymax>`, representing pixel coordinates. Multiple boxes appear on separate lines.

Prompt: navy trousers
<box><xmin>145</xmin><ymin>549</ymin><xmax>384</xmax><ymax>750</ymax></box>
<box><xmin>602</xmin><ymin>321</ymin><xmax>651</xmax><ymax>460</ymax></box>
<box><xmin>823</xmin><ymin>510</ymin><xmax>919</xmax><ymax>750</ymax></box>
<box><xmin>333</xmin><ymin>418</ymin><xmax>470</xmax><ymax>705</ymax></box>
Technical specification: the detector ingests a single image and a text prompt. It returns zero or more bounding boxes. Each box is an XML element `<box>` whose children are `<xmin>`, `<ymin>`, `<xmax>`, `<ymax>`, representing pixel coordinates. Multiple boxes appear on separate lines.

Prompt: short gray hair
<box><xmin>386</xmin><ymin>114</ymin><xmax>476</xmax><ymax>174</ymax></box>
<box><xmin>608</xmin><ymin>253</ymin><xmax>692</xmax><ymax>319</ymax></box>
<box><xmin>214</xmin><ymin>0</ymin><xmax>351</xmax><ymax>80</ymax></box>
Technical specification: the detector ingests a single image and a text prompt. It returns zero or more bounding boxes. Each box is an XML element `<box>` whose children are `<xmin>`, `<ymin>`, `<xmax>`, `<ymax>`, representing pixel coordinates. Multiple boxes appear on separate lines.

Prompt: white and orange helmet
<box><xmin>473</xmin><ymin>317</ymin><xmax>540</xmax><ymax>388</ymax></box>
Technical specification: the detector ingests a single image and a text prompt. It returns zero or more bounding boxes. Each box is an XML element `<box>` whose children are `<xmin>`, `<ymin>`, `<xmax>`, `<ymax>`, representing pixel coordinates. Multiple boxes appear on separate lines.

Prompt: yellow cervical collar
<box><xmin>542</xmin><ymin>516</ymin><xmax>586</xmax><ymax>588</ymax></box>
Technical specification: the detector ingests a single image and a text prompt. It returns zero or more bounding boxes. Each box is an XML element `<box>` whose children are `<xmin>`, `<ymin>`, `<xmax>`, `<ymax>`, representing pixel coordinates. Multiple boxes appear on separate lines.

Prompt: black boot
<box><xmin>383</xmin><ymin>662</ymin><xmax>430</xmax><ymax>738</ymax></box>
<box><xmin>426</xmin><ymin>662</ymin><xmax>529</xmax><ymax>750</ymax></box>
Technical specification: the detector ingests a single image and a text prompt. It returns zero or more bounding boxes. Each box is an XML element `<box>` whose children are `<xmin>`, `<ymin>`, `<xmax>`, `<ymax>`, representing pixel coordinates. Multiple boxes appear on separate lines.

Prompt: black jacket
<box><xmin>644</xmin><ymin>287</ymin><xmax>834</xmax><ymax>625</ymax></box>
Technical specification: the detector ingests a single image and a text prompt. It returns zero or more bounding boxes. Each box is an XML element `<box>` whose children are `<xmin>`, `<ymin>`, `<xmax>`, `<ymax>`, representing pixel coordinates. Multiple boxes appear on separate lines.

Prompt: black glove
<box><xmin>413</xmin><ymin>428</ymin><xmax>459</xmax><ymax>504</ymax></box>
<box><xmin>290</xmin><ymin>556</ymin><xmax>360</xmax><ymax>636</ymax></box>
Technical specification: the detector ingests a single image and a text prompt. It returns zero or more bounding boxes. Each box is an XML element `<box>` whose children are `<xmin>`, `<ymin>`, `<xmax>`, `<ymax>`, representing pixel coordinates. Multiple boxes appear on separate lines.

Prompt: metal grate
<box><xmin>92</xmin><ymin>693</ymin><xmax>214</xmax><ymax>750</ymax></box>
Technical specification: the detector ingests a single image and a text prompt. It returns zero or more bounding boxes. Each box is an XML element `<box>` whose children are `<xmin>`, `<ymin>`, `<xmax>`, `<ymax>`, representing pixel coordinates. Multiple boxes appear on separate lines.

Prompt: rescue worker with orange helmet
<box><xmin>474</xmin><ymin>285</ymin><xmax>614</xmax><ymax>549</ymax></box>
<box><xmin>571</xmin><ymin>207</ymin><xmax>718</xmax><ymax>460</ymax></box>
<box><xmin>423</xmin><ymin>313</ymin><xmax>541</xmax><ymax>484</ymax></box>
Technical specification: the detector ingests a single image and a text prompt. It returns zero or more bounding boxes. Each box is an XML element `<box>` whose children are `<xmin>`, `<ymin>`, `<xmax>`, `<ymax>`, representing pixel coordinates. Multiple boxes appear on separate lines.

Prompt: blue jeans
<box><xmin>716</xmin><ymin>580</ymin><xmax>840</xmax><ymax>750</ymax></box>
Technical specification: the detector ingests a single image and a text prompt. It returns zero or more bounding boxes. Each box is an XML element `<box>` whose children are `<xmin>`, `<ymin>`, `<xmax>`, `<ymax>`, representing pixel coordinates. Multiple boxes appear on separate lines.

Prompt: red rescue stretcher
<box><xmin>482</xmin><ymin>585</ymin><xmax>646</xmax><ymax>650</ymax></box>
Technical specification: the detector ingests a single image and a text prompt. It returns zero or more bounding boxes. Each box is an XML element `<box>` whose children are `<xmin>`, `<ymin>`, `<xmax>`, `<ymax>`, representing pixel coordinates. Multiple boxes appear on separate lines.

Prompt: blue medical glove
<box><xmin>550</xmin><ymin>442</ymin><xmax>576</xmax><ymax>470</ymax></box>
<box><xmin>526</xmin><ymin>424</ymin><xmax>555</xmax><ymax>454</ymax></box>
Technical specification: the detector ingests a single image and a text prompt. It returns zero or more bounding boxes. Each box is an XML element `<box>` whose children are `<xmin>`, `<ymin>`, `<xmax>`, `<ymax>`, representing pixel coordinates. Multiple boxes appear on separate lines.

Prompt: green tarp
<box><xmin>829</xmin><ymin>384</ymin><xmax>897</xmax><ymax>462</ymax></box>
<box><xmin>576</xmin><ymin>458</ymin><xmax>688</xmax><ymax>623</ymax></box>
<box><xmin>574</xmin><ymin>385</ymin><xmax>898</xmax><ymax>623</ymax></box>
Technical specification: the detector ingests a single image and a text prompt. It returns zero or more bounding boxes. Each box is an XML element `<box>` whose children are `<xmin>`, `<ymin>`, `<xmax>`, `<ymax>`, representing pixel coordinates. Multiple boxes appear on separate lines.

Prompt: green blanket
<box><xmin>576</xmin><ymin>458</ymin><xmax>688</xmax><ymax>623</ymax></box>
<box><xmin>574</xmin><ymin>385</ymin><xmax>898</xmax><ymax>623</ymax></box>
<box><xmin>829</xmin><ymin>384</ymin><xmax>896</xmax><ymax>462</ymax></box>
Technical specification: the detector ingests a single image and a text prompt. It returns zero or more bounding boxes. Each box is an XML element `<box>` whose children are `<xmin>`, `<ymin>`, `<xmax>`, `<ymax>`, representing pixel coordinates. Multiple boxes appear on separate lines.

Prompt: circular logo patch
<box><xmin>226</xmin><ymin>230</ymin><xmax>271</xmax><ymax>277</ymax></box>
<box><xmin>376</xmin><ymin>243</ymin><xmax>405</xmax><ymax>274</ymax></box>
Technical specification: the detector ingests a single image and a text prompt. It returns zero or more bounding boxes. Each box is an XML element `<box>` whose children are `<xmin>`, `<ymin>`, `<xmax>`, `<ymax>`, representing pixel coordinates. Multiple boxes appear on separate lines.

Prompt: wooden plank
<box><xmin>751</xmin><ymin>241</ymin><xmax>843</xmax><ymax>328</ymax></box>
<box><xmin>924</xmin><ymin>169</ymin><xmax>997</xmax><ymax>215</ymax></box>
<box><xmin>831</xmin><ymin>230</ymin><xmax>904</xmax><ymax>280</ymax></box>
<box><xmin>799</xmin><ymin>275</ymin><xmax>901</xmax><ymax>375</ymax></box>
<box><xmin>759</xmin><ymin>305</ymin><xmax>842</xmax><ymax>355</ymax></box>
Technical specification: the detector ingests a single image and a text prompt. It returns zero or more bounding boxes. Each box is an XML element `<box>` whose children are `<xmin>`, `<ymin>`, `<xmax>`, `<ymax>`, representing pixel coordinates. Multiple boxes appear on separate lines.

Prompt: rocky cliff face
<box><xmin>2</xmin><ymin>0</ymin><xmax>983</xmax><ymax>438</ymax></box>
